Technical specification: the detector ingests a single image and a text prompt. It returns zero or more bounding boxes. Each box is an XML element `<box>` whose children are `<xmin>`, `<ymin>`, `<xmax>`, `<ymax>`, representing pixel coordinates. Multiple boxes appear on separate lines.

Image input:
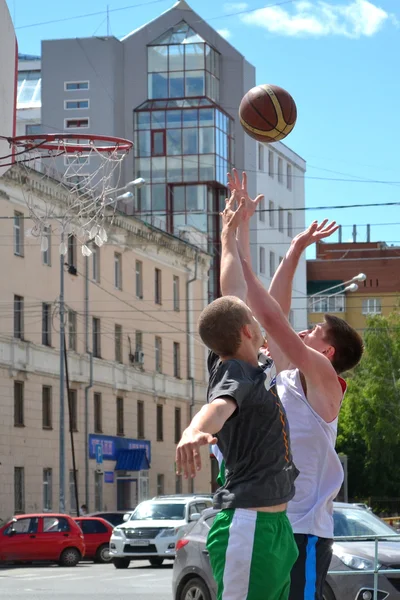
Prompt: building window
<box><xmin>258</xmin><ymin>143</ymin><xmax>264</xmax><ymax>171</ymax></box>
<box><xmin>269</xmin><ymin>251</ymin><xmax>275</xmax><ymax>278</ymax></box>
<box><xmin>137</xmin><ymin>400</ymin><xmax>145</xmax><ymax>439</ymax></box>
<box><xmin>268</xmin><ymin>151</ymin><xmax>274</xmax><ymax>177</ymax></box>
<box><xmin>269</xmin><ymin>200</ymin><xmax>275</xmax><ymax>227</ymax></box>
<box><xmin>151</xmin><ymin>130</ymin><xmax>166</xmax><ymax>156</ymax></box>
<box><xmin>362</xmin><ymin>298</ymin><xmax>382</xmax><ymax>315</ymax></box>
<box><xmin>117</xmin><ymin>397</ymin><xmax>124</xmax><ymax>436</ymax></box>
<box><xmin>68</xmin><ymin>389</ymin><xmax>78</xmax><ymax>432</ymax></box>
<box><xmin>115</xmin><ymin>324</ymin><xmax>123</xmax><ymax>363</ymax></box>
<box><xmin>94</xmin><ymin>392</ymin><xmax>102</xmax><ymax>433</ymax></box>
<box><xmin>43</xmin><ymin>468</ymin><xmax>53</xmax><ymax>511</ymax></box>
<box><xmin>64</xmin><ymin>118</ymin><xmax>89</xmax><ymax>129</ymax></box>
<box><xmin>42</xmin><ymin>303</ymin><xmax>52</xmax><ymax>346</ymax></box>
<box><xmin>287</xmin><ymin>212</ymin><xmax>293</xmax><ymax>237</ymax></box>
<box><xmin>259</xmin><ymin>247</ymin><xmax>265</xmax><ymax>274</ymax></box>
<box><xmin>173</xmin><ymin>342</ymin><xmax>181</xmax><ymax>378</ymax></box>
<box><xmin>14</xmin><ymin>467</ymin><xmax>25</xmax><ymax>513</ymax></box>
<box><xmin>175</xmin><ymin>407</ymin><xmax>181</xmax><ymax>444</ymax></box>
<box><xmin>68</xmin><ymin>235</ymin><xmax>77</xmax><ymax>267</ymax></box>
<box><xmin>65</xmin><ymin>81</ymin><xmax>89</xmax><ymax>91</ymax></box>
<box><xmin>14</xmin><ymin>381</ymin><xmax>24</xmax><ymax>427</ymax></box>
<box><xmin>136</xmin><ymin>330</ymin><xmax>143</xmax><ymax>353</ymax></box>
<box><xmin>14</xmin><ymin>295</ymin><xmax>24</xmax><ymax>339</ymax></box>
<box><xmin>173</xmin><ymin>275</ymin><xmax>180</xmax><ymax>311</ymax></box>
<box><xmin>64</xmin><ymin>99</ymin><xmax>90</xmax><ymax>109</ymax></box>
<box><xmin>69</xmin><ymin>470</ymin><xmax>77</xmax><ymax>514</ymax></box>
<box><xmin>114</xmin><ymin>252</ymin><xmax>122</xmax><ymax>290</ymax></box>
<box><xmin>279</xmin><ymin>256</ymin><xmax>284</xmax><ymax>264</ymax></box>
<box><xmin>42</xmin><ymin>385</ymin><xmax>52</xmax><ymax>429</ymax></box>
<box><xmin>278</xmin><ymin>157</ymin><xmax>283</xmax><ymax>183</ymax></box>
<box><xmin>136</xmin><ymin>260</ymin><xmax>143</xmax><ymax>299</ymax></box>
<box><xmin>42</xmin><ymin>226</ymin><xmax>51</xmax><ymax>266</ymax></box>
<box><xmin>175</xmin><ymin>474</ymin><xmax>183</xmax><ymax>494</ymax></box>
<box><xmin>157</xmin><ymin>474</ymin><xmax>165</xmax><ymax>496</ymax></box>
<box><xmin>259</xmin><ymin>196</ymin><xmax>265</xmax><ymax>223</ymax></box>
<box><xmin>287</xmin><ymin>163</ymin><xmax>292</xmax><ymax>190</ymax></box>
<box><xmin>14</xmin><ymin>211</ymin><xmax>24</xmax><ymax>256</ymax></box>
<box><xmin>289</xmin><ymin>310</ymin><xmax>294</xmax><ymax>327</ymax></box>
<box><xmin>278</xmin><ymin>207</ymin><xmax>284</xmax><ymax>233</ymax></box>
<box><xmin>92</xmin><ymin>317</ymin><xmax>101</xmax><ymax>358</ymax></box>
<box><xmin>68</xmin><ymin>309</ymin><xmax>77</xmax><ymax>351</ymax></box>
<box><xmin>26</xmin><ymin>124</ymin><xmax>41</xmax><ymax>135</ymax></box>
<box><xmin>310</xmin><ymin>295</ymin><xmax>345</xmax><ymax>313</ymax></box>
<box><xmin>155</xmin><ymin>268</ymin><xmax>162</xmax><ymax>304</ymax></box>
<box><xmin>157</xmin><ymin>404</ymin><xmax>164</xmax><ymax>441</ymax></box>
<box><xmin>155</xmin><ymin>336</ymin><xmax>163</xmax><ymax>373</ymax></box>
<box><xmin>94</xmin><ymin>471</ymin><xmax>103</xmax><ymax>511</ymax></box>
<box><xmin>92</xmin><ymin>246</ymin><xmax>100</xmax><ymax>282</ymax></box>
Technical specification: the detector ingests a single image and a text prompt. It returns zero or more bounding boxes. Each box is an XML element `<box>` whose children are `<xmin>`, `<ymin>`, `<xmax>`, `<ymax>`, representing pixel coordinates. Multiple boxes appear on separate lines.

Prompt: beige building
<box><xmin>0</xmin><ymin>165</ymin><xmax>212</xmax><ymax>520</ymax></box>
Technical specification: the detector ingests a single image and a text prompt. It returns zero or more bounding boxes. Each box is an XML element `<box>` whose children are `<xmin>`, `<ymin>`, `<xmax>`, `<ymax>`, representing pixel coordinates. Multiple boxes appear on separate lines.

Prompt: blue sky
<box><xmin>6</xmin><ymin>0</ymin><xmax>400</xmax><ymax>249</ymax></box>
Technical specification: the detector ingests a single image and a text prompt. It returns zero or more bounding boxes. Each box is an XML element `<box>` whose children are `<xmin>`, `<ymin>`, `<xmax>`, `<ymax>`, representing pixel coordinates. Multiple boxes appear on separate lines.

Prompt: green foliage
<box><xmin>337</xmin><ymin>310</ymin><xmax>400</xmax><ymax>501</ymax></box>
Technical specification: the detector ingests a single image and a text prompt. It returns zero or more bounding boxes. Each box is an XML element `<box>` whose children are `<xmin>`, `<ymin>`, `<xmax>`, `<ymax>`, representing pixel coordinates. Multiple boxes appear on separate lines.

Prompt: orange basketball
<box><xmin>239</xmin><ymin>84</ymin><xmax>297</xmax><ymax>143</ymax></box>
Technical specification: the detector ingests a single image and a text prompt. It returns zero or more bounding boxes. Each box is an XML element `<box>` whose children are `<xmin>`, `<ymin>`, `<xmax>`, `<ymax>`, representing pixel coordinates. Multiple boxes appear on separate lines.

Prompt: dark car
<box><xmin>74</xmin><ymin>517</ymin><xmax>113</xmax><ymax>563</ymax></box>
<box><xmin>88</xmin><ymin>511</ymin><xmax>131</xmax><ymax>528</ymax></box>
<box><xmin>173</xmin><ymin>503</ymin><xmax>400</xmax><ymax>600</ymax></box>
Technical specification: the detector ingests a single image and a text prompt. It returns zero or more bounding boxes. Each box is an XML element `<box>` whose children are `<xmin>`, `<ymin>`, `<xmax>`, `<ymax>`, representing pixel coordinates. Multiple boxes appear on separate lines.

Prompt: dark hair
<box><xmin>323</xmin><ymin>314</ymin><xmax>364</xmax><ymax>374</ymax></box>
<box><xmin>198</xmin><ymin>296</ymin><xmax>252</xmax><ymax>357</ymax></box>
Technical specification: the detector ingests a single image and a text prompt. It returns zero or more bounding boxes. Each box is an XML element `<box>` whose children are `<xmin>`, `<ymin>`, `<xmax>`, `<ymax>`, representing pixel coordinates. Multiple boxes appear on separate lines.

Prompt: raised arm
<box><xmin>241</xmin><ymin>259</ymin><xmax>342</xmax><ymax>421</ymax></box>
<box><xmin>220</xmin><ymin>190</ymin><xmax>248</xmax><ymax>301</ymax></box>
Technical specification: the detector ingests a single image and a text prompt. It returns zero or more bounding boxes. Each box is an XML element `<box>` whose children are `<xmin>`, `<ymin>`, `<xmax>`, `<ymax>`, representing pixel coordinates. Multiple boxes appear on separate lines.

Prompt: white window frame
<box><xmin>259</xmin><ymin>197</ymin><xmax>265</xmax><ymax>223</ymax></box>
<box><xmin>173</xmin><ymin>275</ymin><xmax>180</xmax><ymax>311</ymax></box>
<box><xmin>14</xmin><ymin>211</ymin><xmax>24</xmax><ymax>256</ymax></box>
<box><xmin>114</xmin><ymin>252</ymin><xmax>122</xmax><ymax>290</ymax></box>
<box><xmin>269</xmin><ymin>251</ymin><xmax>275</xmax><ymax>278</ymax></box>
<box><xmin>287</xmin><ymin>163</ymin><xmax>292</xmax><ymax>190</ymax></box>
<box><xmin>64</xmin><ymin>99</ymin><xmax>90</xmax><ymax>110</ymax></box>
<box><xmin>362</xmin><ymin>298</ymin><xmax>382</xmax><ymax>315</ymax></box>
<box><xmin>310</xmin><ymin>295</ymin><xmax>346</xmax><ymax>314</ymax></box>
<box><xmin>43</xmin><ymin>468</ymin><xmax>52</xmax><ymax>511</ymax></box>
<box><xmin>278</xmin><ymin>157</ymin><xmax>283</xmax><ymax>183</ymax></box>
<box><xmin>287</xmin><ymin>212</ymin><xmax>293</xmax><ymax>238</ymax></box>
<box><xmin>258</xmin><ymin>143</ymin><xmax>264</xmax><ymax>171</ymax></box>
<box><xmin>259</xmin><ymin>246</ymin><xmax>265</xmax><ymax>274</ymax></box>
<box><xmin>64</xmin><ymin>118</ymin><xmax>90</xmax><ymax>129</ymax></box>
<box><xmin>268</xmin><ymin>150</ymin><xmax>274</xmax><ymax>177</ymax></box>
<box><xmin>92</xmin><ymin>245</ymin><xmax>100</xmax><ymax>283</ymax></box>
<box><xmin>155</xmin><ymin>336</ymin><xmax>162</xmax><ymax>373</ymax></box>
<box><xmin>278</xmin><ymin>207</ymin><xmax>284</xmax><ymax>233</ymax></box>
<box><xmin>136</xmin><ymin>260</ymin><xmax>143</xmax><ymax>299</ymax></box>
<box><xmin>64</xmin><ymin>81</ymin><xmax>90</xmax><ymax>92</ymax></box>
<box><xmin>42</xmin><ymin>226</ymin><xmax>51</xmax><ymax>266</ymax></box>
<box><xmin>269</xmin><ymin>200</ymin><xmax>275</xmax><ymax>227</ymax></box>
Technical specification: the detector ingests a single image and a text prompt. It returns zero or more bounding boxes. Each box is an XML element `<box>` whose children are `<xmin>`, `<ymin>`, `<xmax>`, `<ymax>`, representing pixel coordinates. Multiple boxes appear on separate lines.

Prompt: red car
<box><xmin>74</xmin><ymin>517</ymin><xmax>113</xmax><ymax>563</ymax></box>
<box><xmin>0</xmin><ymin>513</ymin><xmax>85</xmax><ymax>566</ymax></box>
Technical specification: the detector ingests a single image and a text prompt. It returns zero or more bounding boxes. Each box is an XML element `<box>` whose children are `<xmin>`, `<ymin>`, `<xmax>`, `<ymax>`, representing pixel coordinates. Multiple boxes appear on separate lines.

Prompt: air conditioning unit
<box><xmin>134</xmin><ymin>350</ymin><xmax>145</xmax><ymax>365</ymax></box>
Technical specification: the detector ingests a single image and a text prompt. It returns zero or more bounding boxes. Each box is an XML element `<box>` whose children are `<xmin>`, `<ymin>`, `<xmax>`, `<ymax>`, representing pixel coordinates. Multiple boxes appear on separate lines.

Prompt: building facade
<box><xmin>307</xmin><ymin>240</ymin><xmax>400</xmax><ymax>332</ymax></box>
<box><xmin>0</xmin><ymin>164</ymin><xmax>211</xmax><ymax>519</ymax></box>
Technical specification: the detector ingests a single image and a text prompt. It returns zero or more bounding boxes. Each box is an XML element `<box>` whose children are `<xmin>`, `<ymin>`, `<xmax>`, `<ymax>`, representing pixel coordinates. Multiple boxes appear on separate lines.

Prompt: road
<box><xmin>0</xmin><ymin>561</ymin><xmax>174</xmax><ymax>600</ymax></box>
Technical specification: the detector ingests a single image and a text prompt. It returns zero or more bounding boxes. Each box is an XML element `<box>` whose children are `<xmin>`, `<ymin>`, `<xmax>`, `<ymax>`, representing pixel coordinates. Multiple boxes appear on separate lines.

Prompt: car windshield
<box><xmin>129</xmin><ymin>502</ymin><xmax>185</xmax><ymax>521</ymax></box>
<box><xmin>334</xmin><ymin>506</ymin><xmax>397</xmax><ymax>538</ymax></box>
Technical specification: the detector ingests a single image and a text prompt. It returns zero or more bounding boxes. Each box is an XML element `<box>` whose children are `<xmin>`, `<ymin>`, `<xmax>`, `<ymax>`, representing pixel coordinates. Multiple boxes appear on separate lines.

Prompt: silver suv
<box><xmin>110</xmin><ymin>495</ymin><xmax>213</xmax><ymax>568</ymax></box>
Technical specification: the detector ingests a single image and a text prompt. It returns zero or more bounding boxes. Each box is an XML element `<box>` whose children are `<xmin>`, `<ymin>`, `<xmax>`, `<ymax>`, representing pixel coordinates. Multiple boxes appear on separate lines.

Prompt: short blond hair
<box><xmin>198</xmin><ymin>296</ymin><xmax>251</xmax><ymax>357</ymax></box>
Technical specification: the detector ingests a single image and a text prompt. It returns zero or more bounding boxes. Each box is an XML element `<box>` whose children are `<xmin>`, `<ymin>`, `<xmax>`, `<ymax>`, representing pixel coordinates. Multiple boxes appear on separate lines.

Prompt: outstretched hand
<box><xmin>220</xmin><ymin>189</ymin><xmax>246</xmax><ymax>232</ymax></box>
<box><xmin>293</xmin><ymin>219</ymin><xmax>339</xmax><ymax>252</ymax></box>
<box><xmin>176</xmin><ymin>427</ymin><xmax>217</xmax><ymax>479</ymax></box>
<box><xmin>227</xmin><ymin>168</ymin><xmax>264</xmax><ymax>220</ymax></box>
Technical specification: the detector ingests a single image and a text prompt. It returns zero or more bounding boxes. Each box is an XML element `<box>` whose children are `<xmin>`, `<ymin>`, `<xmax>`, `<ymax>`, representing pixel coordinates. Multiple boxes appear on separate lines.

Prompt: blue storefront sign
<box><xmin>95</xmin><ymin>443</ymin><xmax>103</xmax><ymax>464</ymax></box>
<box><xmin>88</xmin><ymin>434</ymin><xmax>151</xmax><ymax>464</ymax></box>
<box><xmin>104</xmin><ymin>471</ymin><xmax>114</xmax><ymax>484</ymax></box>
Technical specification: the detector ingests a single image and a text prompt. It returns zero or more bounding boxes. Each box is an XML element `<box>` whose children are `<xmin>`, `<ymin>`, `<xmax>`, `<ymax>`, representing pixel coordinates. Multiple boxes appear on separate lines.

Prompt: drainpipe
<box><xmin>186</xmin><ymin>252</ymin><xmax>198</xmax><ymax>494</ymax></box>
<box><xmin>84</xmin><ymin>255</ymin><xmax>93</xmax><ymax>508</ymax></box>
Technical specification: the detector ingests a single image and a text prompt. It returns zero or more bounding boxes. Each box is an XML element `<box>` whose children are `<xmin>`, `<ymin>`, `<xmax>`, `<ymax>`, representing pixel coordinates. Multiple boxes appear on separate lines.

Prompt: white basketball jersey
<box><xmin>276</xmin><ymin>368</ymin><xmax>346</xmax><ymax>539</ymax></box>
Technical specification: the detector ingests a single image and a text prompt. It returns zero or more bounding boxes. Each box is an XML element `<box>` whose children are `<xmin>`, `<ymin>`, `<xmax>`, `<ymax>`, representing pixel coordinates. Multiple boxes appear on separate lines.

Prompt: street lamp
<box><xmin>309</xmin><ymin>273</ymin><xmax>366</xmax><ymax>299</ymax></box>
<box><xmin>309</xmin><ymin>282</ymin><xmax>359</xmax><ymax>311</ymax></box>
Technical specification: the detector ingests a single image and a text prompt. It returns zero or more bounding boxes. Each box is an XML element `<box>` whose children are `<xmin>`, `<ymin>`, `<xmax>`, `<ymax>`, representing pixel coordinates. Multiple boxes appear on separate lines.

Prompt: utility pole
<box><xmin>59</xmin><ymin>232</ymin><xmax>66</xmax><ymax>513</ymax></box>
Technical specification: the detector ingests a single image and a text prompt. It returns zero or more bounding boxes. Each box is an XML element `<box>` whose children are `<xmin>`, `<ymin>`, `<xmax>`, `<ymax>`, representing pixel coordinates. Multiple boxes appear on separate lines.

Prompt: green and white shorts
<box><xmin>207</xmin><ymin>508</ymin><xmax>298</xmax><ymax>600</ymax></box>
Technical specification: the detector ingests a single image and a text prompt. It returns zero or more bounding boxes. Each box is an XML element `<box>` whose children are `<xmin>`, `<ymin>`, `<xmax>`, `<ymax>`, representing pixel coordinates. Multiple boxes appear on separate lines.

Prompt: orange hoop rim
<box><xmin>7</xmin><ymin>133</ymin><xmax>133</xmax><ymax>154</ymax></box>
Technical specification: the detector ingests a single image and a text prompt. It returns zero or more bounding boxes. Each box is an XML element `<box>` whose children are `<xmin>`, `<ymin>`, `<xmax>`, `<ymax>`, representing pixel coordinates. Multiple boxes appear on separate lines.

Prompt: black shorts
<box><xmin>289</xmin><ymin>534</ymin><xmax>333</xmax><ymax>600</ymax></box>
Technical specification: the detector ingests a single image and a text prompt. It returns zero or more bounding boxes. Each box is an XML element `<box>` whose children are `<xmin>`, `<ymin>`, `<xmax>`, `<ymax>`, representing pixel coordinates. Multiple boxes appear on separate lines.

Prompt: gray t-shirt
<box><xmin>208</xmin><ymin>352</ymin><xmax>299</xmax><ymax>510</ymax></box>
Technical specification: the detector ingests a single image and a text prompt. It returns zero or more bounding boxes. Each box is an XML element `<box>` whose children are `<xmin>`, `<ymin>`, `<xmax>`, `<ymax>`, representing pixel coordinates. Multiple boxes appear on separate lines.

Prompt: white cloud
<box><xmin>224</xmin><ymin>2</ymin><xmax>248</xmax><ymax>12</ymax></box>
<box><xmin>217</xmin><ymin>28</ymin><xmax>232</xmax><ymax>39</ymax></box>
<box><xmin>241</xmin><ymin>0</ymin><xmax>392</xmax><ymax>38</ymax></box>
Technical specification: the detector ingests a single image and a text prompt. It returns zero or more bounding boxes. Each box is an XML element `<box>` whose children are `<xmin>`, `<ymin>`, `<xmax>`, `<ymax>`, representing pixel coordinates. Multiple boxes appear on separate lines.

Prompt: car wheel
<box><xmin>323</xmin><ymin>583</ymin><xmax>336</xmax><ymax>600</ymax></box>
<box><xmin>95</xmin><ymin>544</ymin><xmax>112</xmax><ymax>563</ymax></box>
<box><xmin>113</xmin><ymin>557</ymin><xmax>131</xmax><ymax>569</ymax></box>
<box><xmin>149</xmin><ymin>557</ymin><xmax>164</xmax><ymax>567</ymax></box>
<box><xmin>59</xmin><ymin>547</ymin><xmax>81</xmax><ymax>567</ymax></box>
<box><xmin>180</xmin><ymin>577</ymin><xmax>211</xmax><ymax>600</ymax></box>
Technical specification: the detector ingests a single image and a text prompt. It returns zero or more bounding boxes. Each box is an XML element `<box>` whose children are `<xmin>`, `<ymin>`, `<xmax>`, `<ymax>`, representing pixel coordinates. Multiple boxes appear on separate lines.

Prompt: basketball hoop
<box><xmin>0</xmin><ymin>133</ymin><xmax>134</xmax><ymax>255</ymax></box>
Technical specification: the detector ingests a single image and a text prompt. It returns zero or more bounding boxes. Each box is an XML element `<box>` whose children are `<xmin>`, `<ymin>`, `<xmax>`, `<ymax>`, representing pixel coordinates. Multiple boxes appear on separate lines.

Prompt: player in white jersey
<box><xmin>221</xmin><ymin>170</ymin><xmax>364</xmax><ymax>600</ymax></box>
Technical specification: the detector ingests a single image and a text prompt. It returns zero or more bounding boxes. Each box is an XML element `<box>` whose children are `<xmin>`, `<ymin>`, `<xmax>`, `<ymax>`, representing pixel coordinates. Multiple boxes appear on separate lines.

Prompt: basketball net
<box><xmin>0</xmin><ymin>133</ymin><xmax>133</xmax><ymax>256</ymax></box>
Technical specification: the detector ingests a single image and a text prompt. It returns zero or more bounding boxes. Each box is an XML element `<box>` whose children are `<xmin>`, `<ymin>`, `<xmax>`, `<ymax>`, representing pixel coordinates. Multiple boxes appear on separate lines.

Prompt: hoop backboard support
<box><xmin>0</xmin><ymin>0</ymin><xmax>17</xmax><ymax>177</ymax></box>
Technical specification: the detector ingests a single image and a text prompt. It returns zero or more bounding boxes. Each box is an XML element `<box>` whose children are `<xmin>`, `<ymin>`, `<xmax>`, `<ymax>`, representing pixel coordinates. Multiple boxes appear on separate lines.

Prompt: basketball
<box><xmin>239</xmin><ymin>84</ymin><xmax>297</xmax><ymax>143</ymax></box>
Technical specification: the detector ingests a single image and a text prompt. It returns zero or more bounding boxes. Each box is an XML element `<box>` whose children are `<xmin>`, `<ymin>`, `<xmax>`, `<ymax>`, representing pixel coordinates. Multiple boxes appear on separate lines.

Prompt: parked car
<box><xmin>110</xmin><ymin>495</ymin><xmax>213</xmax><ymax>569</ymax></box>
<box><xmin>88</xmin><ymin>511</ymin><xmax>132</xmax><ymax>528</ymax></box>
<box><xmin>0</xmin><ymin>513</ymin><xmax>85</xmax><ymax>567</ymax></box>
<box><xmin>73</xmin><ymin>517</ymin><xmax>113</xmax><ymax>563</ymax></box>
<box><xmin>173</xmin><ymin>503</ymin><xmax>400</xmax><ymax>600</ymax></box>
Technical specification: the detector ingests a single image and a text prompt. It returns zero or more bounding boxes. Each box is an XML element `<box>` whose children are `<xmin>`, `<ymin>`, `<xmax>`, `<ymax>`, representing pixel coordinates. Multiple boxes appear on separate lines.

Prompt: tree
<box><xmin>337</xmin><ymin>310</ymin><xmax>400</xmax><ymax>503</ymax></box>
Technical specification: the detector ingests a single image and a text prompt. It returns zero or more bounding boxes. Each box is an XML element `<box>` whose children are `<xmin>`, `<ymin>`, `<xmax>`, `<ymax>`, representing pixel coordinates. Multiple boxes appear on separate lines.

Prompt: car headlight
<box><xmin>159</xmin><ymin>527</ymin><xmax>179</xmax><ymax>537</ymax></box>
<box><xmin>112</xmin><ymin>527</ymin><xmax>124</xmax><ymax>538</ymax></box>
<box><xmin>334</xmin><ymin>547</ymin><xmax>379</xmax><ymax>570</ymax></box>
